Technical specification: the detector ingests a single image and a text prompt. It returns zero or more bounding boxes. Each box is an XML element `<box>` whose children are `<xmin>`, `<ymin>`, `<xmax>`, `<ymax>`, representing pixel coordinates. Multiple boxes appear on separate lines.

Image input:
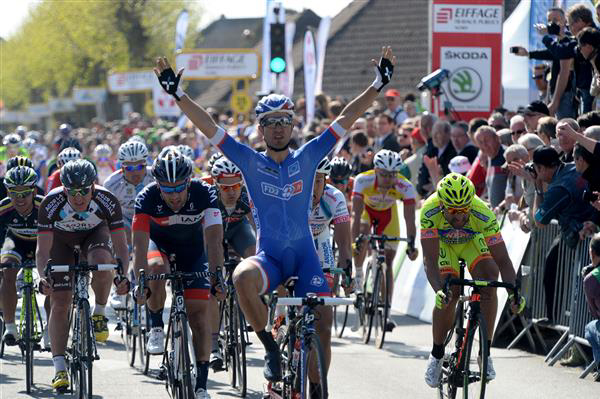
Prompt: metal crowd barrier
<box><xmin>506</xmin><ymin>221</ymin><xmax>596</xmax><ymax>379</ymax></box>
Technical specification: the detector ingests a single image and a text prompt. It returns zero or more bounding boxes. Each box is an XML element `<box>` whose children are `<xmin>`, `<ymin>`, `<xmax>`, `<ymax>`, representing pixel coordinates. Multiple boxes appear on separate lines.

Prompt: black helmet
<box><xmin>330</xmin><ymin>157</ymin><xmax>352</xmax><ymax>180</ymax></box>
<box><xmin>59</xmin><ymin>137</ymin><xmax>82</xmax><ymax>152</ymax></box>
<box><xmin>6</xmin><ymin>156</ymin><xmax>34</xmax><ymax>171</ymax></box>
<box><xmin>60</xmin><ymin>159</ymin><xmax>97</xmax><ymax>189</ymax></box>
<box><xmin>4</xmin><ymin>166</ymin><xmax>37</xmax><ymax>189</ymax></box>
<box><xmin>152</xmin><ymin>147</ymin><xmax>193</xmax><ymax>183</ymax></box>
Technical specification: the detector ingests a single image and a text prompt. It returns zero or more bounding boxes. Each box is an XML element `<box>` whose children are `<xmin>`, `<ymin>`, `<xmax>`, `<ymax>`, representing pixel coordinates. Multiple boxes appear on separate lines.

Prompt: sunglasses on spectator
<box><xmin>8</xmin><ymin>188</ymin><xmax>34</xmax><ymax>199</ymax></box>
<box><xmin>66</xmin><ymin>186</ymin><xmax>92</xmax><ymax>197</ymax></box>
<box><xmin>159</xmin><ymin>181</ymin><xmax>188</xmax><ymax>194</ymax></box>
<box><xmin>217</xmin><ymin>182</ymin><xmax>243</xmax><ymax>192</ymax></box>
<box><xmin>123</xmin><ymin>164</ymin><xmax>146</xmax><ymax>172</ymax></box>
<box><xmin>260</xmin><ymin>116</ymin><xmax>293</xmax><ymax>127</ymax></box>
<box><xmin>442</xmin><ymin>205</ymin><xmax>470</xmax><ymax>215</ymax></box>
<box><xmin>511</xmin><ymin>129</ymin><xmax>526</xmax><ymax>136</ymax></box>
<box><xmin>331</xmin><ymin>178</ymin><xmax>349</xmax><ymax>185</ymax></box>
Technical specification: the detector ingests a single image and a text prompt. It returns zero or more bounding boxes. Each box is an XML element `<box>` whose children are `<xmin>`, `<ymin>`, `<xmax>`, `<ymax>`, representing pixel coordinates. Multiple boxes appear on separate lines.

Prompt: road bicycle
<box><xmin>0</xmin><ymin>260</ymin><xmax>46</xmax><ymax>393</ymax></box>
<box><xmin>266</xmin><ymin>277</ymin><xmax>355</xmax><ymax>399</ymax></box>
<box><xmin>438</xmin><ymin>262</ymin><xmax>519</xmax><ymax>399</ymax></box>
<box><xmin>46</xmin><ymin>252</ymin><xmax>124</xmax><ymax>398</ymax></box>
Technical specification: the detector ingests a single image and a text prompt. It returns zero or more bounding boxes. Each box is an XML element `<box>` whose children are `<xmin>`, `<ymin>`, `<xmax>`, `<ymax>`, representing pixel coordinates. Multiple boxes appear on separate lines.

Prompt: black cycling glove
<box><xmin>157</xmin><ymin>67</ymin><xmax>184</xmax><ymax>101</ymax></box>
<box><xmin>371</xmin><ymin>56</ymin><xmax>394</xmax><ymax>92</ymax></box>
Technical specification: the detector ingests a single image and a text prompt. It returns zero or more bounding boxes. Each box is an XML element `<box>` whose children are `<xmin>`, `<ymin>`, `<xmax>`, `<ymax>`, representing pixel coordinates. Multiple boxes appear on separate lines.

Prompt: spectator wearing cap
<box><xmin>474</xmin><ymin>126</ymin><xmax>508</xmax><ymax>208</ymax></box>
<box><xmin>582</xmin><ymin>234</ymin><xmax>600</xmax><ymax>382</ymax></box>
<box><xmin>450</xmin><ymin>121</ymin><xmax>478</xmax><ymax>163</ymax></box>
<box><xmin>523</xmin><ymin>100</ymin><xmax>551</xmax><ymax>133</ymax></box>
<box><xmin>448</xmin><ymin>155</ymin><xmax>471</xmax><ymax>175</ymax></box>
<box><xmin>556</xmin><ymin>118</ymin><xmax>579</xmax><ymax>162</ymax></box>
<box><xmin>384</xmin><ymin>89</ymin><xmax>408</xmax><ymax>126</ymax></box>
<box><xmin>532</xmin><ymin>145</ymin><xmax>598</xmax><ymax>321</ymax></box>
<box><xmin>374</xmin><ymin>112</ymin><xmax>400</xmax><ymax>153</ymax></box>
<box><xmin>536</xmin><ymin>116</ymin><xmax>558</xmax><ymax>147</ymax></box>
<box><xmin>403</xmin><ymin>127</ymin><xmax>426</xmax><ymax>186</ymax></box>
<box><xmin>510</xmin><ymin>115</ymin><xmax>528</xmax><ymax>144</ymax></box>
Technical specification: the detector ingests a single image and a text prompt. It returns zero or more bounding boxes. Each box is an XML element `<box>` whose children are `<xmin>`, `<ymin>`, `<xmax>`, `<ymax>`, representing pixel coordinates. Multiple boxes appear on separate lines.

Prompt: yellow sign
<box><xmin>230</xmin><ymin>91</ymin><xmax>253</xmax><ymax>114</ymax></box>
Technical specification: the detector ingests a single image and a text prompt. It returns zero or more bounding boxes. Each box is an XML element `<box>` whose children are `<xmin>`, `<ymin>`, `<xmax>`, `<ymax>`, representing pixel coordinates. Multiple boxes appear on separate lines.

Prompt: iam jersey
<box><xmin>0</xmin><ymin>195</ymin><xmax>43</xmax><ymax>242</ymax></box>
<box><xmin>132</xmin><ymin>179</ymin><xmax>221</xmax><ymax>247</ymax></box>
<box><xmin>103</xmin><ymin>167</ymin><xmax>154</xmax><ymax>227</ymax></box>
<box><xmin>309</xmin><ymin>184</ymin><xmax>350</xmax><ymax>269</ymax></box>
<box><xmin>38</xmin><ymin>186</ymin><xmax>124</xmax><ymax>234</ymax></box>
<box><xmin>209</xmin><ymin>123</ymin><xmax>346</xmax><ymax>263</ymax></box>
<box><xmin>220</xmin><ymin>188</ymin><xmax>252</xmax><ymax>233</ymax></box>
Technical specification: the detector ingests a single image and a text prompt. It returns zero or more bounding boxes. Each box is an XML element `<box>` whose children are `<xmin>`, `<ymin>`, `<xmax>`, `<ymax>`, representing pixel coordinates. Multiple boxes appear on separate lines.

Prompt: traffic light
<box><xmin>270</xmin><ymin>23</ymin><xmax>286</xmax><ymax>74</ymax></box>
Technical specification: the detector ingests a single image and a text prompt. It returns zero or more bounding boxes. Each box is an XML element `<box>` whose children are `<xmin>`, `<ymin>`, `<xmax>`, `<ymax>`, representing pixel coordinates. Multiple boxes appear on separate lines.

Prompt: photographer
<box><xmin>513</xmin><ymin>8</ymin><xmax>577</xmax><ymax>118</ymax></box>
<box><xmin>532</xmin><ymin>146</ymin><xmax>598</xmax><ymax>321</ymax></box>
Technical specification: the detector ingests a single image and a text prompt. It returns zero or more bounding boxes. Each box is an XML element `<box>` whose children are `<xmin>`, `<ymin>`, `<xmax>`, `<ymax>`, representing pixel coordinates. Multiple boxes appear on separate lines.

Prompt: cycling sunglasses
<box><xmin>159</xmin><ymin>181</ymin><xmax>188</xmax><ymax>193</ymax></box>
<box><xmin>376</xmin><ymin>170</ymin><xmax>396</xmax><ymax>179</ymax></box>
<box><xmin>123</xmin><ymin>164</ymin><xmax>146</xmax><ymax>172</ymax></box>
<box><xmin>260</xmin><ymin>115</ymin><xmax>293</xmax><ymax>127</ymax></box>
<box><xmin>331</xmin><ymin>178</ymin><xmax>349</xmax><ymax>185</ymax></box>
<box><xmin>98</xmin><ymin>157</ymin><xmax>110</xmax><ymax>162</ymax></box>
<box><xmin>8</xmin><ymin>188</ymin><xmax>34</xmax><ymax>199</ymax></box>
<box><xmin>66</xmin><ymin>186</ymin><xmax>92</xmax><ymax>197</ymax></box>
<box><xmin>442</xmin><ymin>205</ymin><xmax>471</xmax><ymax>215</ymax></box>
<box><xmin>217</xmin><ymin>182</ymin><xmax>243</xmax><ymax>192</ymax></box>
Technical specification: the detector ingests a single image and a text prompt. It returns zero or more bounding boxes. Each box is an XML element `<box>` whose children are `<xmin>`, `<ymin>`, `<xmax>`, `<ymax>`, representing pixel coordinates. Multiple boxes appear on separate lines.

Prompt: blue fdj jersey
<box><xmin>209</xmin><ymin>123</ymin><xmax>345</xmax><ymax>263</ymax></box>
<box><xmin>132</xmin><ymin>179</ymin><xmax>220</xmax><ymax>247</ymax></box>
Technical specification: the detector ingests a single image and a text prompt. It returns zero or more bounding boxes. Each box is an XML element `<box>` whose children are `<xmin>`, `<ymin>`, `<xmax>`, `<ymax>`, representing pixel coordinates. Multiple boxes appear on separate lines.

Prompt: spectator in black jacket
<box><xmin>418</xmin><ymin>121</ymin><xmax>456</xmax><ymax>195</ymax></box>
<box><xmin>450</xmin><ymin>121</ymin><xmax>478</xmax><ymax>163</ymax></box>
<box><xmin>374</xmin><ymin>112</ymin><xmax>400</xmax><ymax>153</ymax></box>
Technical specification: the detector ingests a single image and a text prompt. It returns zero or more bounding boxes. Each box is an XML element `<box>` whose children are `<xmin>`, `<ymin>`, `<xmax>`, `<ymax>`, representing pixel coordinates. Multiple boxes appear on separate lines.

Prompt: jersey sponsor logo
<box><xmin>486</xmin><ymin>234</ymin><xmax>503</xmax><ymax>246</ymax></box>
<box><xmin>207</xmin><ymin>185</ymin><xmax>218</xmax><ymax>203</ymax></box>
<box><xmin>471</xmin><ymin>209</ymin><xmax>490</xmax><ymax>222</ymax></box>
<box><xmin>425</xmin><ymin>206</ymin><xmax>442</xmax><ymax>218</ymax></box>
<box><xmin>9</xmin><ymin>227</ymin><xmax>37</xmax><ymax>235</ymax></box>
<box><xmin>95</xmin><ymin>192</ymin><xmax>118</xmax><ymax>217</ymax></box>
<box><xmin>257</xmin><ymin>163</ymin><xmax>279</xmax><ymax>179</ymax></box>
<box><xmin>439</xmin><ymin>228</ymin><xmax>476</xmax><ymax>244</ymax></box>
<box><xmin>167</xmin><ymin>213</ymin><xmax>203</xmax><ymax>226</ymax></box>
<box><xmin>421</xmin><ymin>218</ymin><xmax>434</xmax><ymax>229</ymax></box>
<box><xmin>421</xmin><ymin>228</ymin><xmax>437</xmax><ymax>239</ymax></box>
<box><xmin>44</xmin><ymin>195</ymin><xmax>64</xmax><ymax>218</ymax></box>
<box><xmin>56</xmin><ymin>220</ymin><xmax>101</xmax><ymax>231</ymax></box>
<box><xmin>288</xmin><ymin>161</ymin><xmax>300</xmax><ymax>177</ymax></box>
<box><xmin>261</xmin><ymin>180</ymin><xmax>303</xmax><ymax>200</ymax></box>
<box><xmin>310</xmin><ymin>275</ymin><xmax>324</xmax><ymax>287</ymax></box>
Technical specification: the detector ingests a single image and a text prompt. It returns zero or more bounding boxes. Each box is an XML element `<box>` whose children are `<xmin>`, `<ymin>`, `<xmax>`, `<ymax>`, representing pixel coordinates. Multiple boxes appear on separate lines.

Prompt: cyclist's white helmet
<box><xmin>94</xmin><ymin>144</ymin><xmax>113</xmax><ymax>158</ymax></box>
<box><xmin>57</xmin><ymin>147</ymin><xmax>82</xmax><ymax>167</ymax></box>
<box><xmin>118</xmin><ymin>141</ymin><xmax>148</xmax><ymax>163</ymax></box>
<box><xmin>3</xmin><ymin>133</ymin><xmax>22</xmax><ymax>146</ymax></box>
<box><xmin>316</xmin><ymin>158</ymin><xmax>331</xmax><ymax>175</ymax></box>
<box><xmin>177</xmin><ymin>145</ymin><xmax>195</xmax><ymax>160</ymax></box>
<box><xmin>374</xmin><ymin>149</ymin><xmax>402</xmax><ymax>172</ymax></box>
<box><xmin>211</xmin><ymin>157</ymin><xmax>241</xmax><ymax>179</ymax></box>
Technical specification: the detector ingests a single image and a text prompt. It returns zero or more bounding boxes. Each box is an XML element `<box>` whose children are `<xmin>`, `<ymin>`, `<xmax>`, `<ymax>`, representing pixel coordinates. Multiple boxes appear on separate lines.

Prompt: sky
<box><xmin>0</xmin><ymin>0</ymin><xmax>353</xmax><ymax>39</ymax></box>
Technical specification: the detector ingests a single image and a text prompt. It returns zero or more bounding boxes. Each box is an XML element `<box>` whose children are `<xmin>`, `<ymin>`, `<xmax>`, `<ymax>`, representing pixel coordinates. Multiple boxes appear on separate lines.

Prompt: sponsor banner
<box><xmin>107</xmin><ymin>70</ymin><xmax>155</xmax><ymax>93</ymax></box>
<box><xmin>175</xmin><ymin>50</ymin><xmax>260</xmax><ymax>80</ymax></box>
<box><xmin>152</xmin><ymin>79</ymin><xmax>181</xmax><ymax>117</ymax></box>
<box><xmin>440</xmin><ymin>46</ymin><xmax>491</xmax><ymax>111</ymax></box>
<box><xmin>28</xmin><ymin>103</ymin><xmax>51</xmax><ymax>118</ymax></box>
<box><xmin>73</xmin><ymin>87</ymin><xmax>107</xmax><ymax>104</ymax></box>
<box><xmin>49</xmin><ymin>97</ymin><xmax>76</xmax><ymax>113</ymax></box>
<box><xmin>433</xmin><ymin>3</ymin><xmax>503</xmax><ymax>33</ymax></box>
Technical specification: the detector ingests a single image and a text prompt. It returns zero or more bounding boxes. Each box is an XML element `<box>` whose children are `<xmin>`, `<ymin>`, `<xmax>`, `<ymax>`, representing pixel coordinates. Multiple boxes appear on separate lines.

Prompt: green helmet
<box><xmin>437</xmin><ymin>173</ymin><xmax>475</xmax><ymax>208</ymax></box>
<box><xmin>4</xmin><ymin>166</ymin><xmax>37</xmax><ymax>189</ymax></box>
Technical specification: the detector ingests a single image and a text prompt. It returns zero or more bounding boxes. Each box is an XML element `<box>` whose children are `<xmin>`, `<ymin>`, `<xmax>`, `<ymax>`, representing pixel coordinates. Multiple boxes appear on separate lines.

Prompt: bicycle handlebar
<box><xmin>443</xmin><ymin>277</ymin><xmax>521</xmax><ymax>303</ymax></box>
<box><xmin>276</xmin><ymin>296</ymin><xmax>356</xmax><ymax>307</ymax></box>
<box><xmin>142</xmin><ymin>271</ymin><xmax>215</xmax><ymax>281</ymax></box>
<box><xmin>47</xmin><ymin>263</ymin><xmax>121</xmax><ymax>273</ymax></box>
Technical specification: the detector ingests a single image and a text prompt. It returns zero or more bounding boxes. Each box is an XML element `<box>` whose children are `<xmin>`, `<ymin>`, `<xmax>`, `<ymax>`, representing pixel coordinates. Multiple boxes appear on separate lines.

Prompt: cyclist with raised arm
<box><xmin>36</xmin><ymin>159</ymin><xmax>130</xmax><ymax>392</ymax></box>
<box><xmin>104</xmin><ymin>141</ymin><xmax>153</xmax><ymax>309</ymax></box>
<box><xmin>0</xmin><ymin>166</ymin><xmax>43</xmax><ymax>346</ymax></box>
<box><xmin>132</xmin><ymin>148</ymin><xmax>224</xmax><ymax>399</ymax></box>
<box><xmin>351</xmin><ymin>149</ymin><xmax>418</xmax><ymax>331</ymax></box>
<box><xmin>154</xmin><ymin>45</ymin><xmax>396</xmax><ymax>391</ymax></box>
<box><xmin>421</xmin><ymin>173</ymin><xmax>524</xmax><ymax>388</ymax></box>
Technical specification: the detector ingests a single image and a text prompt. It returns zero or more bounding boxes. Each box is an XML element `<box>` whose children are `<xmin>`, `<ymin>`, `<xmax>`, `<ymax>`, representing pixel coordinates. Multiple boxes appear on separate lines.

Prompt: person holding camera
<box><xmin>513</xmin><ymin>8</ymin><xmax>577</xmax><ymax>118</ymax></box>
<box><xmin>532</xmin><ymin>145</ymin><xmax>598</xmax><ymax>321</ymax></box>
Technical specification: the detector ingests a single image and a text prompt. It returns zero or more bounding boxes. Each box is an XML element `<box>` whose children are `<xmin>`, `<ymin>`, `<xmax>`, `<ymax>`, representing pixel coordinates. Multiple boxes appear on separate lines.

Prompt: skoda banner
<box><xmin>431</xmin><ymin>0</ymin><xmax>503</xmax><ymax>120</ymax></box>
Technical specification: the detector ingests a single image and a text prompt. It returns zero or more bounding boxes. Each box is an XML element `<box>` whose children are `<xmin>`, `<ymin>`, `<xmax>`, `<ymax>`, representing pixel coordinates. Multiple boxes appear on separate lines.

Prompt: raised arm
<box><xmin>154</xmin><ymin>57</ymin><xmax>218</xmax><ymax>138</ymax></box>
<box><xmin>335</xmin><ymin>46</ymin><xmax>397</xmax><ymax>131</ymax></box>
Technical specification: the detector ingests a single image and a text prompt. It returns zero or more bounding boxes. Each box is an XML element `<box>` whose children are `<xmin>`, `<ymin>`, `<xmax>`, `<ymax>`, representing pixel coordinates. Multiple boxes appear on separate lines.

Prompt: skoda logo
<box><xmin>448</xmin><ymin>67</ymin><xmax>482</xmax><ymax>102</ymax></box>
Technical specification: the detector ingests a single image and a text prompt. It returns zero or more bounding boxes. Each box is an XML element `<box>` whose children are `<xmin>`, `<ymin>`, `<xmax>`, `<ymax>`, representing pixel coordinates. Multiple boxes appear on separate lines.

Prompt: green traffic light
<box><xmin>270</xmin><ymin>57</ymin><xmax>286</xmax><ymax>73</ymax></box>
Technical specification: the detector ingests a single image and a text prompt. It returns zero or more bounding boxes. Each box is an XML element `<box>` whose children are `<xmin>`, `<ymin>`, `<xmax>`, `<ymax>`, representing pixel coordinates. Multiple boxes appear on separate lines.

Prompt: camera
<box><xmin>417</xmin><ymin>69</ymin><xmax>450</xmax><ymax>92</ymax></box>
<box><xmin>547</xmin><ymin>22</ymin><xmax>560</xmax><ymax>35</ymax></box>
<box><xmin>524</xmin><ymin>161</ymin><xmax>537</xmax><ymax>178</ymax></box>
<box><xmin>582</xmin><ymin>189</ymin><xmax>599</xmax><ymax>203</ymax></box>
<box><xmin>510</xmin><ymin>46</ymin><xmax>519</xmax><ymax>54</ymax></box>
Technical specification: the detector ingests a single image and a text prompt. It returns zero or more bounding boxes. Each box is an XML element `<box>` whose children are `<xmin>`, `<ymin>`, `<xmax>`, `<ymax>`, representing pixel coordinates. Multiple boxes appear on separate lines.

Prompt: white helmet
<box><xmin>3</xmin><ymin>133</ymin><xmax>22</xmax><ymax>146</ymax></box>
<box><xmin>23</xmin><ymin>138</ymin><xmax>36</xmax><ymax>152</ymax></box>
<box><xmin>211</xmin><ymin>157</ymin><xmax>241</xmax><ymax>179</ymax></box>
<box><xmin>94</xmin><ymin>144</ymin><xmax>113</xmax><ymax>158</ymax></box>
<box><xmin>374</xmin><ymin>149</ymin><xmax>402</xmax><ymax>172</ymax></box>
<box><xmin>118</xmin><ymin>141</ymin><xmax>148</xmax><ymax>163</ymax></box>
<box><xmin>316</xmin><ymin>158</ymin><xmax>331</xmax><ymax>175</ymax></box>
<box><xmin>177</xmin><ymin>145</ymin><xmax>195</xmax><ymax>160</ymax></box>
<box><xmin>127</xmin><ymin>135</ymin><xmax>146</xmax><ymax>144</ymax></box>
<box><xmin>57</xmin><ymin>147</ymin><xmax>82</xmax><ymax>167</ymax></box>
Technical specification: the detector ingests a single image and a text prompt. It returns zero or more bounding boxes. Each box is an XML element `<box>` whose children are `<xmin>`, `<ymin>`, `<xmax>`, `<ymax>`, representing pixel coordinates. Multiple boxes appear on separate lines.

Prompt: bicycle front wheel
<box><xmin>375</xmin><ymin>265</ymin><xmax>389</xmax><ymax>349</ymax></box>
<box><xmin>363</xmin><ymin>263</ymin><xmax>379</xmax><ymax>344</ymax></box>
<box><xmin>23</xmin><ymin>285</ymin><xmax>34</xmax><ymax>393</ymax></box>
<box><xmin>234</xmin><ymin>303</ymin><xmax>247</xmax><ymax>397</ymax></box>
<box><xmin>76</xmin><ymin>301</ymin><xmax>93</xmax><ymax>398</ymax></box>
<box><xmin>139</xmin><ymin>305</ymin><xmax>150</xmax><ymax>374</ymax></box>
<box><xmin>176</xmin><ymin>315</ymin><xmax>195</xmax><ymax>399</ymax></box>
<box><xmin>462</xmin><ymin>313</ymin><xmax>488</xmax><ymax>399</ymax></box>
<box><xmin>300</xmin><ymin>333</ymin><xmax>328</xmax><ymax>399</ymax></box>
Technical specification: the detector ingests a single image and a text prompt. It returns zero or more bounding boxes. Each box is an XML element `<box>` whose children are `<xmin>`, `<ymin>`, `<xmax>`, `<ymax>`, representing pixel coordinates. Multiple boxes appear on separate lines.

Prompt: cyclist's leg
<box><xmin>227</xmin><ymin>219</ymin><xmax>257</xmax><ymax>259</ymax></box>
<box><xmin>431</xmin><ymin>242</ymin><xmax>461</xmax><ymax>347</ymax></box>
<box><xmin>83</xmin><ymin>226</ymin><xmax>114</xmax><ymax>311</ymax></box>
<box><xmin>381</xmin><ymin>203</ymin><xmax>400</xmax><ymax>303</ymax></box>
<box><xmin>233</xmin><ymin>251</ymin><xmax>282</xmax><ymax>332</ymax></box>
<box><xmin>146</xmin><ymin>240</ymin><xmax>169</xmax><ymax>327</ymax></box>
<box><xmin>353</xmin><ymin>208</ymin><xmax>371</xmax><ymax>281</ymax></box>
<box><xmin>0</xmin><ymin>237</ymin><xmax>21</xmax><ymax>324</ymax></box>
<box><xmin>464</xmin><ymin>235</ymin><xmax>497</xmax><ymax>342</ymax></box>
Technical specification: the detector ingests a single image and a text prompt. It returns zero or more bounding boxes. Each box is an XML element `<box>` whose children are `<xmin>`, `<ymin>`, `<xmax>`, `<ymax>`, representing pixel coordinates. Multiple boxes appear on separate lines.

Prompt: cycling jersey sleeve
<box><xmin>209</xmin><ymin>127</ymin><xmax>255</xmax><ymax>171</ymax></box>
<box><xmin>534</xmin><ymin>186</ymin><xmax>571</xmax><ymax>225</ymax></box>
<box><xmin>396</xmin><ymin>177</ymin><xmax>416</xmax><ymax>205</ymax></box>
<box><xmin>351</xmin><ymin>173</ymin><xmax>369</xmax><ymax>198</ymax></box>
<box><xmin>132</xmin><ymin>186</ymin><xmax>152</xmax><ymax>233</ymax></box>
<box><xmin>331</xmin><ymin>187</ymin><xmax>350</xmax><ymax>224</ymax></box>
<box><xmin>470</xmin><ymin>201</ymin><xmax>503</xmax><ymax>246</ymax></box>
<box><xmin>299</xmin><ymin>122</ymin><xmax>346</xmax><ymax>165</ymax></box>
<box><xmin>202</xmin><ymin>208</ymin><xmax>222</xmax><ymax>228</ymax></box>
<box><xmin>419</xmin><ymin>202</ymin><xmax>441</xmax><ymax>240</ymax></box>
<box><xmin>94</xmin><ymin>189</ymin><xmax>125</xmax><ymax>231</ymax></box>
